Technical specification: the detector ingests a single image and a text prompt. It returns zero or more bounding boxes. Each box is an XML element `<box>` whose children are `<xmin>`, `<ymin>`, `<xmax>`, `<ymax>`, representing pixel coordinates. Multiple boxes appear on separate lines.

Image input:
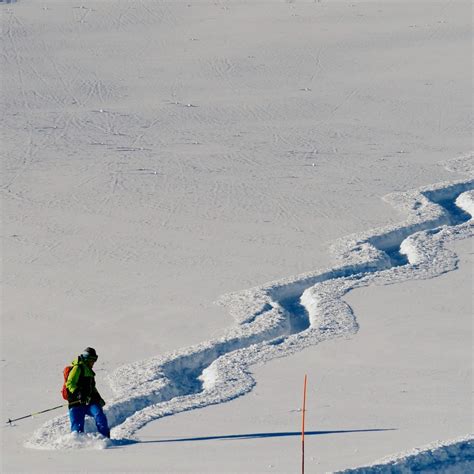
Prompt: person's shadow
<box><xmin>134</xmin><ymin>428</ymin><xmax>396</xmax><ymax>444</ymax></box>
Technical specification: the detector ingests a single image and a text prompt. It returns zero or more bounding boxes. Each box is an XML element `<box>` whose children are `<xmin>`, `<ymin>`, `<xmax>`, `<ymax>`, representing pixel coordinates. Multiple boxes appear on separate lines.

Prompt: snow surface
<box><xmin>2</xmin><ymin>1</ymin><xmax>472</xmax><ymax>472</ymax></box>
<box><xmin>24</xmin><ymin>157</ymin><xmax>474</xmax><ymax>457</ymax></box>
<box><xmin>337</xmin><ymin>436</ymin><xmax>474</xmax><ymax>473</ymax></box>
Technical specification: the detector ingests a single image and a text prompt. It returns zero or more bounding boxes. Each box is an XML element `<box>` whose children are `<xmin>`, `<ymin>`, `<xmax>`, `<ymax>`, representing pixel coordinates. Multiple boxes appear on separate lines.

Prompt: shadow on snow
<box><xmin>136</xmin><ymin>428</ymin><xmax>396</xmax><ymax>444</ymax></box>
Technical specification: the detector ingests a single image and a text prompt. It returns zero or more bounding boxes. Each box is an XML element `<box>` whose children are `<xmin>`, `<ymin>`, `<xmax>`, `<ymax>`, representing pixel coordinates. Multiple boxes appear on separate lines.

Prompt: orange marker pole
<box><xmin>301</xmin><ymin>374</ymin><xmax>308</xmax><ymax>474</ymax></box>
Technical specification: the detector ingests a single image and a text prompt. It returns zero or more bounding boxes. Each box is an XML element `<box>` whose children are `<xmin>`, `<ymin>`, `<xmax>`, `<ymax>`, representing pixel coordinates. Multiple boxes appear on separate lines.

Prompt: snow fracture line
<box><xmin>28</xmin><ymin>154</ymin><xmax>474</xmax><ymax>449</ymax></box>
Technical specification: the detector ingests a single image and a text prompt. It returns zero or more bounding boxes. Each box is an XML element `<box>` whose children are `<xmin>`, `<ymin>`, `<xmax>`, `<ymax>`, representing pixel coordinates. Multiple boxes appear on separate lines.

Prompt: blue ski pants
<box><xmin>69</xmin><ymin>403</ymin><xmax>110</xmax><ymax>438</ymax></box>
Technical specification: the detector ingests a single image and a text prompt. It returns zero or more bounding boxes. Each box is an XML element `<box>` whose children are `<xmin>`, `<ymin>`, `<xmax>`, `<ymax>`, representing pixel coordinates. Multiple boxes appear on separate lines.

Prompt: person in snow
<box><xmin>65</xmin><ymin>347</ymin><xmax>110</xmax><ymax>438</ymax></box>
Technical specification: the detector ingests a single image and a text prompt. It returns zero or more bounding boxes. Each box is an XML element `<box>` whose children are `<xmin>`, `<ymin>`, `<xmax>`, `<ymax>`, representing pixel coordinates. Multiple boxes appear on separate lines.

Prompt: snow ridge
<box><xmin>27</xmin><ymin>154</ymin><xmax>474</xmax><ymax>450</ymax></box>
<box><xmin>336</xmin><ymin>435</ymin><xmax>474</xmax><ymax>473</ymax></box>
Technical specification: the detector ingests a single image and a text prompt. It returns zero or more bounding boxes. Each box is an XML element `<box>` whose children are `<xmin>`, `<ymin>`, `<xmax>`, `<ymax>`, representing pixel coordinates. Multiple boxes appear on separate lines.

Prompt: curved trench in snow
<box><xmin>336</xmin><ymin>435</ymin><xmax>474</xmax><ymax>473</ymax></box>
<box><xmin>27</xmin><ymin>159</ymin><xmax>474</xmax><ymax>449</ymax></box>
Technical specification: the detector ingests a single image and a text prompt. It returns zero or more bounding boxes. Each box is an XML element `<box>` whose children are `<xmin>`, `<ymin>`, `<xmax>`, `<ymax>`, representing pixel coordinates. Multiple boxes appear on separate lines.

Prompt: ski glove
<box><xmin>76</xmin><ymin>391</ymin><xmax>91</xmax><ymax>405</ymax></box>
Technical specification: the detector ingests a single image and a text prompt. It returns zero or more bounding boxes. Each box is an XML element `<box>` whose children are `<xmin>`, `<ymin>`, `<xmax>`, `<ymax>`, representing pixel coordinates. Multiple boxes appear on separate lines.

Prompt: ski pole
<box><xmin>6</xmin><ymin>400</ymin><xmax>81</xmax><ymax>425</ymax></box>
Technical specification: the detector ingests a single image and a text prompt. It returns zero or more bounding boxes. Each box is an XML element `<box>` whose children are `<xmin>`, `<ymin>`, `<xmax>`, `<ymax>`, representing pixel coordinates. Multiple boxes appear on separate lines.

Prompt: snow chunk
<box><xmin>27</xmin><ymin>432</ymin><xmax>111</xmax><ymax>451</ymax></box>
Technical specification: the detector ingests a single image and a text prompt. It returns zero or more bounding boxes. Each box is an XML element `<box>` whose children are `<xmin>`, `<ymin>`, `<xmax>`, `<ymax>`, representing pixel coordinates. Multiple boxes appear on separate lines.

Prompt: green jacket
<box><xmin>66</xmin><ymin>357</ymin><xmax>104</xmax><ymax>407</ymax></box>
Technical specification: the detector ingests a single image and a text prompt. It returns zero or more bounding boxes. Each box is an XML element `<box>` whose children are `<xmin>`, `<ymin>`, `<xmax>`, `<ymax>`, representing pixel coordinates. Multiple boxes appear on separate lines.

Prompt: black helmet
<box><xmin>81</xmin><ymin>347</ymin><xmax>98</xmax><ymax>361</ymax></box>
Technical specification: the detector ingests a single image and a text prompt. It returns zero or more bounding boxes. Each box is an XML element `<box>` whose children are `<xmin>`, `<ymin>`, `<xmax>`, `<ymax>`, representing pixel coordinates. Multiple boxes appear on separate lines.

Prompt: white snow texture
<box><xmin>27</xmin><ymin>154</ymin><xmax>474</xmax><ymax>468</ymax></box>
<box><xmin>337</xmin><ymin>435</ymin><xmax>473</xmax><ymax>474</ymax></box>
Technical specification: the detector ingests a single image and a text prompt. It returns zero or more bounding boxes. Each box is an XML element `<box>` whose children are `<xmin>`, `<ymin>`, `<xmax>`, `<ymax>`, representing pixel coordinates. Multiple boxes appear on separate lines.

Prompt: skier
<box><xmin>65</xmin><ymin>347</ymin><xmax>110</xmax><ymax>438</ymax></box>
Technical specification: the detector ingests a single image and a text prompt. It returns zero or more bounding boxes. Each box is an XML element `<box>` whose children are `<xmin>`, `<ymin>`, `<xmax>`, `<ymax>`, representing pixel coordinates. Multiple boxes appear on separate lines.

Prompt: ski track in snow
<box><xmin>27</xmin><ymin>154</ymin><xmax>474</xmax><ymax>455</ymax></box>
<box><xmin>336</xmin><ymin>435</ymin><xmax>474</xmax><ymax>473</ymax></box>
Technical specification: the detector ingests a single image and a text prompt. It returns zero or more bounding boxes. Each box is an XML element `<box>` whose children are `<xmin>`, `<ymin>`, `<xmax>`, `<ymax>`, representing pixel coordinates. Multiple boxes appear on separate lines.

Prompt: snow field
<box><xmin>27</xmin><ymin>155</ymin><xmax>474</xmax><ymax>454</ymax></box>
<box><xmin>2</xmin><ymin>1</ymin><xmax>472</xmax><ymax>469</ymax></box>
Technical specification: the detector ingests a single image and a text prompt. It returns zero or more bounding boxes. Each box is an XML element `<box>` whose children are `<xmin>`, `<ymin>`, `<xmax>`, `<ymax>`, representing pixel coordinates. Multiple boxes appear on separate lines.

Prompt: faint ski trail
<box><xmin>27</xmin><ymin>153</ymin><xmax>474</xmax><ymax>449</ymax></box>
